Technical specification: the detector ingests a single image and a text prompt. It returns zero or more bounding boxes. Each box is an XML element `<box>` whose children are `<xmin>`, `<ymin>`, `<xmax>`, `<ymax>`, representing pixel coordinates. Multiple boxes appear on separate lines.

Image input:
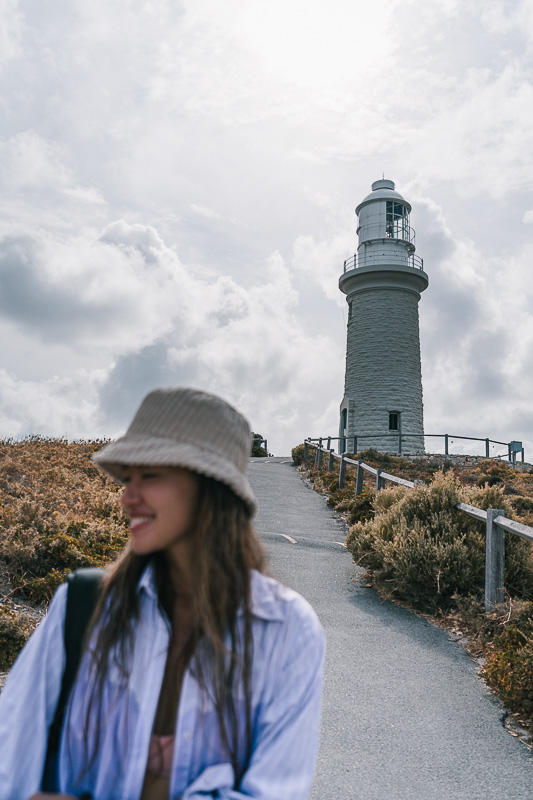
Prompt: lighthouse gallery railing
<box><xmin>343</xmin><ymin>252</ymin><xmax>425</xmax><ymax>272</ymax></box>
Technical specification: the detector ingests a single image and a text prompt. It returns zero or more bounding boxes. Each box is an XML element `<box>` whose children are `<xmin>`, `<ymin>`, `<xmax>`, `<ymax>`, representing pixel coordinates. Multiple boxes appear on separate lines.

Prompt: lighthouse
<box><xmin>339</xmin><ymin>179</ymin><xmax>429</xmax><ymax>454</ymax></box>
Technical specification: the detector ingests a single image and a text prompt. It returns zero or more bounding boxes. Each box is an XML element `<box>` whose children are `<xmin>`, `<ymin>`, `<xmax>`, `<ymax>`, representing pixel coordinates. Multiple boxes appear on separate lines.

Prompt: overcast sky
<box><xmin>0</xmin><ymin>0</ymin><xmax>532</xmax><ymax>459</ymax></box>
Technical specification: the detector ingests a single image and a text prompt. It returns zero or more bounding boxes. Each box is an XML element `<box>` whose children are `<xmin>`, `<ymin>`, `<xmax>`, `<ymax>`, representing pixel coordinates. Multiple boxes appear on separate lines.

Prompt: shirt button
<box><xmin>183</xmin><ymin>731</ymin><xmax>193</xmax><ymax>741</ymax></box>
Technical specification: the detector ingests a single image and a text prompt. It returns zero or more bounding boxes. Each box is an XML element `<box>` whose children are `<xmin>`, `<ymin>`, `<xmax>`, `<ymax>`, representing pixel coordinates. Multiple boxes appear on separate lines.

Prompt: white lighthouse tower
<box><xmin>339</xmin><ymin>179</ymin><xmax>429</xmax><ymax>454</ymax></box>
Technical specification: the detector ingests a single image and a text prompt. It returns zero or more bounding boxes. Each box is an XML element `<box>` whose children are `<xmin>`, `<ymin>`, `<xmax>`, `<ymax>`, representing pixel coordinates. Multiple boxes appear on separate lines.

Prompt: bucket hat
<box><xmin>92</xmin><ymin>387</ymin><xmax>257</xmax><ymax>513</ymax></box>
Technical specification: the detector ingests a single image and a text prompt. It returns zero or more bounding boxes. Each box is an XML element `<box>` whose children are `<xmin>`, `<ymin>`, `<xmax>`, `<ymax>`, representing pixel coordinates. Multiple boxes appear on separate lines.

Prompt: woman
<box><xmin>0</xmin><ymin>388</ymin><xmax>325</xmax><ymax>800</ymax></box>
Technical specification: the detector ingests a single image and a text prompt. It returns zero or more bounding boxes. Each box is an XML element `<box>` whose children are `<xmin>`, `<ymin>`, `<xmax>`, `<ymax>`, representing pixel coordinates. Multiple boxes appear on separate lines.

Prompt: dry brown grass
<box><xmin>0</xmin><ymin>437</ymin><xmax>129</xmax><ymax>667</ymax></box>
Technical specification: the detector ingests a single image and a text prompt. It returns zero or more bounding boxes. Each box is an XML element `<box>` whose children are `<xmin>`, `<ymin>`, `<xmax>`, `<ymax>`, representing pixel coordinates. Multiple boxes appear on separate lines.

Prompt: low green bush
<box><xmin>347</xmin><ymin>487</ymin><xmax>375</xmax><ymax>525</ymax></box>
<box><xmin>511</xmin><ymin>496</ymin><xmax>533</xmax><ymax>516</ymax></box>
<box><xmin>346</xmin><ymin>470</ymin><xmax>533</xmax><ymax>612</ymax></box>
<box><xmin>354</xmin><ymin>449</ymin><xmax>438</xmax><ymax>483</ymax></box>
<box><xmin>291</xmin><ymin>444</ymin><xmax>305</xmax><ymax>466</ymax></box>
<box><xmin>251</xmin><ymin>433</ymin><xmax>268</xmax><ymax>457</ymax></box>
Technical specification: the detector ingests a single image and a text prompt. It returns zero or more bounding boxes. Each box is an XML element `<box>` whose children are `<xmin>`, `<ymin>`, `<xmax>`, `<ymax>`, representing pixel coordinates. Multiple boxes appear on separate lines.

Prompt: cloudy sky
<box><xmin>0</xmin><ymin>0</ymin><xmax>532</xmax><ymax>458</ymax></box>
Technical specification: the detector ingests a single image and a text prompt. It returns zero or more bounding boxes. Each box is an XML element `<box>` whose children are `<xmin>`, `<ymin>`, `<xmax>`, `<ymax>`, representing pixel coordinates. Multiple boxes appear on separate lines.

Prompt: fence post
<box><xmin>485</xmin><ymin>508</ymin><xmax>505</xmax><ymax>610</ymax></box>
<box><xmin>316</xmin><ymin>438</ymin><xmax>323</xmax><ymax>469</ymax></box>
<box><xmin>522</xmin><ymin>447</ymin><xmax>525</xmax><ymax>463</ymax></box>
<box><xmin>353</xmin><ymin>436</ymin><xmax>357</xmax><ymax>454</ymax></box>
<box><xmin>485</xmin><ymin>438</ymin><xmax>490</xmax><ymax>458</ymax></box>
<box><xmin>398</xmin><ymin>432</ymin><xmax>402</xmax><ymax>455</ymax></box>
<box><xmin>327</xmin><ymin>436</ymin><xmax>331</xmax><ymax>450</ymax></box>
<box><xmin>304</xmin><ymin>440</ymin><xmax>308</xmax><ymax>463</ymax></box>
<box><xmin>508</xmin><ymin>443</ymin><xmax>512</xmax><ymax>463</ymax></box>
<box><xmin>376</xmin><ymin>468</ymin><xmax>385</xmax><ymax>492</ymax></box>
<box><xmin>339</xmin><ymin>454</ymin><xmax>346</xmax><ymax>489</ymax></box>
<box><xmin>328</xmin><ymin>449</ymin><xmax>334</xmax><ymax>471</ymax></box>
<box><xmin>445</xmin><ymin>434</ymin><xmax>449</xmax><ymax>455</ymax></box>
<box><xmin>355</xmin><ymin>460</ymin><xmax>364</xmax><ymax>497</ymax></box>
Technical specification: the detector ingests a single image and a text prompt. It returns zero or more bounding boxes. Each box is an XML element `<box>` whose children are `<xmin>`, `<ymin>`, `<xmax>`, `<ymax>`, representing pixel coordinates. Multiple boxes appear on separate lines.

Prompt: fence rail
<box><xmin>303</xmin><ymin>439</ymin><xmax>533</xmax><ymax>610</ymax></box>
<box><xmin>313</xmin><ymin>433</ymin><xmax>525</xmax><ymax>465</ymax></box>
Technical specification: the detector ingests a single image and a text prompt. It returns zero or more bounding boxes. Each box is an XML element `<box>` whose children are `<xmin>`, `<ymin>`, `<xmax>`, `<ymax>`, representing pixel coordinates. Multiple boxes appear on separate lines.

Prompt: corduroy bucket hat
<box><xmin>92</xmin><ymin>387</ymin><xmax>256</xmax><ymax>514</ymax></box>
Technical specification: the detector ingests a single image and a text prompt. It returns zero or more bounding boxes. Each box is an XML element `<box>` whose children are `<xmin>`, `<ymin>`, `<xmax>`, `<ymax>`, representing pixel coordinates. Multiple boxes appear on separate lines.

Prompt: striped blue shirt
<box><xmin>0</xmin><ymin>567</ymin><xmax>325</xmax><ymax>799</ymax></box>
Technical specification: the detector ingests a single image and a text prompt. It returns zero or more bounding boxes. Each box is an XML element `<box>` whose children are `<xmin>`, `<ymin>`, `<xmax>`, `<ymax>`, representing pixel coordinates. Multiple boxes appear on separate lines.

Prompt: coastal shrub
<box><xmin>297</xmin><ymin>448</ymin><xmax>533</xmax><ymax>734</ymax></box>
<box><xmin>291</xmin><ymin>444</ymin><xmax>305</xmax><ymax>466</ymax></box>
<box><xmin>251</xmin><ymin>433</ymin><xmax>268</xmax><ymax>457</ymax></box>
<box><xmin>347</xmin><ymin>487</ymin><xmax>375</xmax><ymax>525</ymax></box>
<box><xmin>1</xmin><ymin>518</ymin><xmax>128</xmax><ymax>604</ymax></box>
<box><xmin>355</xmin><ymin>449</ymin><xmax>438</xmax><ymax>483</ymax></box>
<box><xmin>328</xmin><ymin>485</ymin><xmax>375</xmax><ymax>525</ymax></box>
<box><xmin>345</xmin><ymin>470</ymin><xmax>533</xmax><ymax>612</ymax></box>
<box><xmin>483</xmin><ymin>604</ymin><xmax>533</xmax><ymax>723</ymax></box>
<box><xmin>303</xmin><ymin>459</ymin><xmax>371</xmax><ymax>523</ymax></box>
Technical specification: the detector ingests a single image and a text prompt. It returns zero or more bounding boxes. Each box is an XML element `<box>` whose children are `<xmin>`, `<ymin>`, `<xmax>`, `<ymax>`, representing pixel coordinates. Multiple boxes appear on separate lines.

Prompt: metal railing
<box><xmin>343</xmin><ymin>252</ymin><xmax>424</xmax><ymax>273</ymax></box>
<box><xmin>303</xmin><ymin>439</ymin><xmax>533</xmax><ymax>610</ymax></box>
<box><xmin>314</xmin><ymin>434</ymin><xmax>525</xmax><ymax>465</ymax></box>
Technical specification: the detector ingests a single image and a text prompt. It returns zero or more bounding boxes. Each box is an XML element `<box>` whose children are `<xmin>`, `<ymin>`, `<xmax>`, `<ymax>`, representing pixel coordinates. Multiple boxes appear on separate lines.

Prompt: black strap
<box><xmin>42</xmin><ymin>567</ymin><xmax>104</xmax><ymax>790</ymax></box>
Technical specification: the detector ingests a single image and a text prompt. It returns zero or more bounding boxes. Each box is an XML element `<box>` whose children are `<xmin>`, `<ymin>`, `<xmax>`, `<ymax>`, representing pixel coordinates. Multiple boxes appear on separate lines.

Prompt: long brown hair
<box><xmin>74</xmin><ymin>472</ymin><xmax>266</xmax><ymax>786</ymax></box>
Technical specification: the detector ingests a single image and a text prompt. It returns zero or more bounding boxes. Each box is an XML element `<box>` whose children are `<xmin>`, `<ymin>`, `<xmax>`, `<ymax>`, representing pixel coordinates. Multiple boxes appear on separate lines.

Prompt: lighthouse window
<box><xmin>389</xmin><ymin>412</ymin><xmax>400</xmax><ymax>431</ymax></box>
<box><xmin>386</xmin><ymin>201</ymin><xmax>408</xmax><ymax>241</ymax></box>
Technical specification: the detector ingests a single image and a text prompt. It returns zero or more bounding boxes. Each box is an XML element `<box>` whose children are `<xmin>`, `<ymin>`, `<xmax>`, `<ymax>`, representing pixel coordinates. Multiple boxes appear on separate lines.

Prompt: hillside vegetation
<box><xmin>294</xmin><ymin>445</ymin><xmax>533</xmax><ymax>741</ymax></box>
<box><xmin>0</xmin><ymin>437</ymin><xmax>127</xmax><ymax>669</ymax></box>
<box><xmin>1</xmin><ymin>432</ymin><xmax>269</xmax><ymax>672</ymax></box>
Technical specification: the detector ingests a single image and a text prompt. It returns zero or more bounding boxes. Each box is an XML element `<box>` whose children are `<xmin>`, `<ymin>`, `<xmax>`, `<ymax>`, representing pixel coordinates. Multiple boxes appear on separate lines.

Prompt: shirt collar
<box><xmin>248</xmin><ymin>570</ymin><xmax>287</xmax><ymax>623</ymax></box>
<box><xmin>138</xmin><ymin>563</ymin><xmax>286</xmax><ymax>623</ymax></box>
<box><xmin>138</xmin><ymin>562</ymin><xmax>159</xmax><ymax>601</ymax></box>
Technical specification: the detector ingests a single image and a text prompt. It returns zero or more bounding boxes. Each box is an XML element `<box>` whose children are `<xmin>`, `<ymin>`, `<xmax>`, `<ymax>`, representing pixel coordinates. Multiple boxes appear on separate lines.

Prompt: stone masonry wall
<box><xmin>344</xmin><ymin>286</ymin><xmax>424</xmax><ymax>453</ymax></box>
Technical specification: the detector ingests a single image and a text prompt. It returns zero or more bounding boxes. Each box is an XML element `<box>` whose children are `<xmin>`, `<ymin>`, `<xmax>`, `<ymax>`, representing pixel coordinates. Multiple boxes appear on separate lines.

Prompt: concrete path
<box><xmin>248</xmin><ymin>457</ymin><xmax>533</xmax><ymax>800</ymax></box>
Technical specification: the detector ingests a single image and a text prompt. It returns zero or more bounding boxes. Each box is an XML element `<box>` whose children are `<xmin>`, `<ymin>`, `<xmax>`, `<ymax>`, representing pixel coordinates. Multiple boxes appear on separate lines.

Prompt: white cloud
<box><xmin>0</xmin><ymin>225</ymin><xmax>185</xmax><ymax>350</ymax></box>
<box><xmin>0</xmin><ymin>368</ymin><xmax>105</xmax><ymax>440</ymax></box>
<box><xmin>190</xmin><ymin>204</ymin><xmax>223</xmax><ymax>220</ymax></box>
<box><xmin>0</xmin><ymin>0</ymin><xmax>21</xmax><ymax>66</ymax></box>
<box><xmin>292</xmin><ymin>230</ymin><xmax>351</xmax><ymax>305</ymax></box>
<box><xmin>0</xmin><ymin>217</ymin><xmax>343</xmax><ymax>452</ymax></box>
<box><xmin>418</xmin><ymin>201</ymin><xmax>533</xmax><ymax>454</ymax></box>
<box><xmin>0</xmin><ymin>0</ymin><xmax>531</xmax><ymax>460</ymax></box>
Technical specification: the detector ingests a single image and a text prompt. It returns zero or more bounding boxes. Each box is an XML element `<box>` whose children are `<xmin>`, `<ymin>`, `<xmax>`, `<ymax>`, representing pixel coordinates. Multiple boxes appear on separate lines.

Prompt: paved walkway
<box><xmin>248</xmin><ymin>457</ymin><xmax>532</xmax><ymax>800</ymax></box>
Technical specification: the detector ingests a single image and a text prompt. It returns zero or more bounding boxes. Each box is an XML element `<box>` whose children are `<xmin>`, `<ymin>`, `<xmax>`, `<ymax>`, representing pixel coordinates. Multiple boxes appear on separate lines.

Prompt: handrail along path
<box><xmin>304</xmin><ymin>439</ymin><xmax>533</xmax><ymax>610</ymax></box>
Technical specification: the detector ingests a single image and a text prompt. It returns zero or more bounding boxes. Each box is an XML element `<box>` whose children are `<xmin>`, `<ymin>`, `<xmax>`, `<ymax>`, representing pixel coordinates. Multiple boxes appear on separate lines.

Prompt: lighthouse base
<box><xmin>339</xmin><ymin>395</ymin><xmax>425</xmax><ymax>456</ymax></box>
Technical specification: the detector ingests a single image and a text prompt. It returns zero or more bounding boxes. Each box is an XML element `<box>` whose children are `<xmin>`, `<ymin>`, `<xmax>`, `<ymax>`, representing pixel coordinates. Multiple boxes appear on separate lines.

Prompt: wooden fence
<box><xmin>304</xmin><ymin>439</ymin><xmax>533</xmax><ymax>610</ymax></box>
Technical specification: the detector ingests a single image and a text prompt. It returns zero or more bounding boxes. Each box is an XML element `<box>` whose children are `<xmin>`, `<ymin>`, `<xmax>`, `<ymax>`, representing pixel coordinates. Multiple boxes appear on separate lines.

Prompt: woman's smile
<box><xmin>128</xmin><ymin>514</ymin><xmax>155</xmax><ymax>532</ymax></box>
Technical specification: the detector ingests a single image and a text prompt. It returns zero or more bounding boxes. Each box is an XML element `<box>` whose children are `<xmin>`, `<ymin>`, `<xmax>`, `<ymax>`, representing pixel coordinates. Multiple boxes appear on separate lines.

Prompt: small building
<box><xmin>339</xmin><ymin>179</ymin><xmax>429</xmax><ymax>454</ymax></box>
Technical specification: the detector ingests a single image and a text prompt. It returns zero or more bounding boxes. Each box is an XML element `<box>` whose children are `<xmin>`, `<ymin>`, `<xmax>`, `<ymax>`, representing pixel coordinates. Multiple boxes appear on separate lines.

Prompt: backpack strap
<box><xmin>42</xmin><ymin>567</ymin><xmax>105</xmax><ymax>790</ymax></box>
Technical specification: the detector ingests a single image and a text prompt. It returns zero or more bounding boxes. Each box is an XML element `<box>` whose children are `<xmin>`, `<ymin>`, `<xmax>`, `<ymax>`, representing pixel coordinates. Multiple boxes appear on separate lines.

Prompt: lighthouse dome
<box><xmin>356</xmin><ymin>179</ymin><xmax>412</xmax><ymax>215</ymax></box>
